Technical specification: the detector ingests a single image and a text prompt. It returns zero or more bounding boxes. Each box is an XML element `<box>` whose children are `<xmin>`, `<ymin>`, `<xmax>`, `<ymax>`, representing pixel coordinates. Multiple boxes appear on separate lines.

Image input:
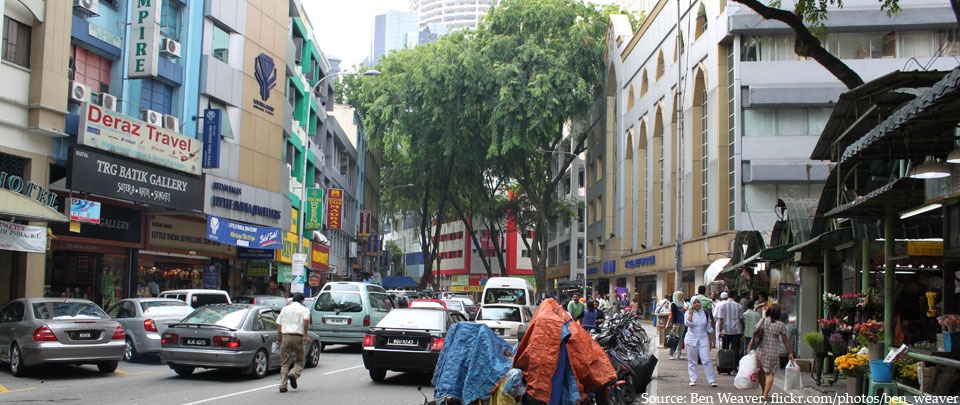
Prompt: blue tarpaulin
<box><xmin>381</xmin><ymin>276</ymin><xmax>417</xmax><ymax>290</ymax></box>
<box><xmin>433</xmin><ymin>322</ymin><xmax>514</xmax><ymax>404</ymax></box>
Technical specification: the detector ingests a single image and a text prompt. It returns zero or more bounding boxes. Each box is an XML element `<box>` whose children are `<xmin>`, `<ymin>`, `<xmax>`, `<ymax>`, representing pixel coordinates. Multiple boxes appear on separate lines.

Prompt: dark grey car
<box><xmin>0</xmin><ymin>298</ymin><xmax>125</xmax><ymax>377</ymax></box>
<box><xmin>160</xmin><ymin>304</ymin><xmax>321</xmax><ymax>378</ymax></box>
<box><xmin>105</xmin><ymin>298</ymin><xmax>194</xmax><ymax>361</ymax></box>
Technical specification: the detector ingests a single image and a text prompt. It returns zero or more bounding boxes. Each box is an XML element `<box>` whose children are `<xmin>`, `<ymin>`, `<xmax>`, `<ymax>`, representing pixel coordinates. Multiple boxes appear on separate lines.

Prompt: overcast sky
<box><xmin>304</xmin><ymin>0</ymin><xmax>410</xmax><ymax>71</ymax></box>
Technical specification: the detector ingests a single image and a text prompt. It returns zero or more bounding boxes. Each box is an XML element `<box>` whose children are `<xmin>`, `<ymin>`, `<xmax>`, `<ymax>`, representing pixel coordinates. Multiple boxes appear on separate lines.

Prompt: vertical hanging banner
<box><xmin>291</xmin><ymin>253</ymin><xmax>307</xmax><ymax>294</ymax></box>
<box><xmin>202</xmin><ymin>109</ymin><xmax>222</xmax><ymax>168</ymax></box>
<box><xmin>358</xmin><ymin>210</ymin><xmax>371</xmax><ymax>237</ymax></box>
<box><xmin>128</xmin><ymin>0</ymin><xmax>160</xmax><ymax>78</ymax></box>
<box><xmin>367</xmin><ymin>233</ymin><xmax>380</xmax><ymax>256</ymax></box>
<box><xmin>326</xmin><ymin>188</ymin><xmax>343</xmax><ymax>230</ymax></box>
<box><xmin>304</xmin><ymin>188</ymin><xmax>324</xmax><ymax>230</ymax></box>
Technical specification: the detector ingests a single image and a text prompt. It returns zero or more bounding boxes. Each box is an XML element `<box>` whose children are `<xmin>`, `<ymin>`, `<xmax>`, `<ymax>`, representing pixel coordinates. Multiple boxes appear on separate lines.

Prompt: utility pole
<box><xmin>674</xmin><ymin>0</ymin><xmax>685</xmax><ymax>295</ymax></box>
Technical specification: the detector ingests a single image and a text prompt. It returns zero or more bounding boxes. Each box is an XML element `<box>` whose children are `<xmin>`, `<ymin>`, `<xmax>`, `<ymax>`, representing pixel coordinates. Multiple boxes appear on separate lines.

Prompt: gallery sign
<box><xmin>327</xmin><ymin>188</ymin><xmax>343</xmax><ymax>230</ymax></box>
<box><xmin>128</xmin><ymin>0</ymin><xmax>160</xmax><ymax>78</ymax></box>
<box><xmin>205</xmin><ymin>215</ymin><xmax>282</xmax><ymax>250</ymax></box>
<box><xmin>50</xmin><ymin>201</ymin><xmax>142</xmax><ymax>245</ymax></box>
<box><xmin>0</xmin><ymin>220</ymin><xmax>46</xmax><ymax>253</ymax></box>
<box><xmin>79</xmin><ymin>103</ymin><xmax>201</xmax><ymax>175</ymax></box>
<box><xmin>68</xmin><ymin>146</ymin><xmax>203</xmax><ymax>212</ymax></box>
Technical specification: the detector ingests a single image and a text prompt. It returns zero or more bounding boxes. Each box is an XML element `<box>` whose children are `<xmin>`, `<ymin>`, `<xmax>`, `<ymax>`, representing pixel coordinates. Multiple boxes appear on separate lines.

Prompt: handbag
<box><xmin>751</xmin><ymin>319</ymin><xmax>766</xmax><ymax>348</ymax></box>
<box><xmin>666</xmin><ymin>333</ymin><xmax>680</xmax><ymax>350</ymax></box>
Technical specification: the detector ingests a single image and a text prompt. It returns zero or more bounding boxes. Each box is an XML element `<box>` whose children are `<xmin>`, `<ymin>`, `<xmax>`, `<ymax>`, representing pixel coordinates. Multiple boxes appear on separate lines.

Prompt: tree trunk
<box><xmin>733</xmin><ymin>0</ymin><xmax>865</xmax><ymax>89</ymax></box>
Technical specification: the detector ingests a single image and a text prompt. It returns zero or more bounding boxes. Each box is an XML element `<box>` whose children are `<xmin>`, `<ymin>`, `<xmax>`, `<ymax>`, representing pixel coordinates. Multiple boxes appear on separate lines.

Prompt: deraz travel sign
<box><xmin>79</xmin><ymin>103</ymin><xmax>201</xmax><ymax>175</ymax></box>
<box><xmin>206</xmin><ymin>215</ymin><xmax>282</xmax><ymax>249</ymax></box>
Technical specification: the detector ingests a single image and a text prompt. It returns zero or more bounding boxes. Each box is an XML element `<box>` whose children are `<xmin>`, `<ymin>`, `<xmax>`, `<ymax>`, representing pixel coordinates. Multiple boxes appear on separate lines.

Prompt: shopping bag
<box><xmin>734</xmin><ymin>350</ymin><xmax>759</xmax><ymax>389</ymax></box>
<box><xmin>783</xmin><ymin>360</ymin><xmax>802</xmax><ymax>390</ymax></box>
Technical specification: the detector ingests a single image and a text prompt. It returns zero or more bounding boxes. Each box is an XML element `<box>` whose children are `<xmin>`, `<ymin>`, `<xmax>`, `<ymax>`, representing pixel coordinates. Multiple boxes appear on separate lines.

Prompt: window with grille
<box><xmin>3</xmin><ymin>16</ymin><xmax>31</xmax><ymax>68</ymax></box>
<box><xmin>0</xmin><ymin>152</ymin><xmax>27</xmax><ymax>179</ymax></box>
<box><xmin>72</xmin><ymin>45</ymin><xmax>113</xmax><ymax>94</ymax></box>
<box><xmin>699</xmin><ymin>79</ymin><xmax>709</xmax><ymax>235</ymax></box>
<box><xmin>139</xmin><ymin>79</ymin><xmax>173</xmax><ymax>115</ymax></box>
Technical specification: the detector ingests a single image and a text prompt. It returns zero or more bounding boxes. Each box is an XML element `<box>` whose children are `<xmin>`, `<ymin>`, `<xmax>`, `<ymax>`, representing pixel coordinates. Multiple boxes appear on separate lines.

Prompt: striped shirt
<box><xmin>716</xmin><ymin>298</ymin><xmax>743</xmax><ymax>335</ymax></box>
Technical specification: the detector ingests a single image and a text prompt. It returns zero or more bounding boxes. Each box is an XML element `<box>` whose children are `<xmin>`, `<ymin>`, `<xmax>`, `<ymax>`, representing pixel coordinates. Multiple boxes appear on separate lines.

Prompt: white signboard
<box><xmin>128</xmin><ymin>0</ymin><xmax>160</xmax><ymax>78</ymax></box>
<box><xmin>79</xmin><ymin>103</ymin><xmax>201</xmax><ymax>175</ymax></box>
<box><xmin>291</xmin><ymin>253</ymin><xmax>307</xmax><ymax>294</ymax></box>
<box><xmin>0</xmin><ymin>220</ymin><xmax>46</xmax><ymax>253</ymax></box>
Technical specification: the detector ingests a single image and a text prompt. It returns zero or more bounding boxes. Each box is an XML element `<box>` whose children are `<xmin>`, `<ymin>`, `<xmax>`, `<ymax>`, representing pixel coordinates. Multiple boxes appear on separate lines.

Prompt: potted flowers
<box><xmin>818</xmin><ymin>318</ymin><xmax>840</xmax><ymax>332</ymax></box>
<box><xmin>824</xmin><ymin>292</ymin><xmax>841</xmax><ymax>315</ymax></box>
<box><xmin>841</xmin><ymin>292</ymin><xmax>862</xmax><ymax>310</ymax></box>
<box><xmin>855</xmin><ymin>320</ymin><xmax>884</xmax><ymax>359</ymax></box>
<box><xmin>835</xmin><ymin>348</ymin><xmax>869</xmax><ymax>396</ymax></box>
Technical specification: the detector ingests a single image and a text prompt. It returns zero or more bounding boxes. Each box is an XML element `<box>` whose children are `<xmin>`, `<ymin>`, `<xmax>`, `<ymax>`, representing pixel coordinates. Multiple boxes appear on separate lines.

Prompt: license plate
<box><xmin>495</xmin><ymin>329</ymin><xmax>505</xmax><ymax>335</ymax></box>
<box><xmin>183</xmin><ymin>338</ymin><xmax>209</xmax><ymax>346</ymax></box>
<box><xmin>388</xmin><ymin>338</ymin><xmax>418</xmax><ymax>346</ymax></box>
<box><xmin>79</xmin><ymin>332</ymin><xmax>92</xmax><ymax>339</ymax></box>
<box><xmin>327</xmin><ymin>318</ymin><xmax>347</xmax><ymax>325</ymax></box>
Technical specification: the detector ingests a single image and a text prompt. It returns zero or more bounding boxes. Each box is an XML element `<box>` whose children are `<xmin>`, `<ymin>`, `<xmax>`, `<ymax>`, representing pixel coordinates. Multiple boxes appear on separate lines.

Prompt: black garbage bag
<box><xmin>632</xmin><ymin>353</ymin><xmax>657</xmax><ymax>394</ymax></box>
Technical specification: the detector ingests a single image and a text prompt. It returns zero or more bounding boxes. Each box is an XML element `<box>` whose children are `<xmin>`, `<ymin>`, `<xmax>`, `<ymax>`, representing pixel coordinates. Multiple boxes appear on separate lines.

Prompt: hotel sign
<box><xmin>79</xmin><ymin>103</ymin><xmax>201</xmax><ymax>175</ymax></box>
<box><xmin>128</xmin><ymin>0</ymin><xmax>160</xmax><ymax>78</ymax></box>
<box><xmin>327</xmin><ymin>188</ymin><xmax>343</xmax><ymax>230</ymax></box>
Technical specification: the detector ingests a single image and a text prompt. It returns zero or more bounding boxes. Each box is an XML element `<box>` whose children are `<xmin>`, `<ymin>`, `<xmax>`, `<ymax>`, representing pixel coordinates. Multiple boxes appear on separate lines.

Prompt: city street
<box><xmin>0</xmin><ymin>345</ymin><xmax>434</xmax><ymax>405</ymax></box>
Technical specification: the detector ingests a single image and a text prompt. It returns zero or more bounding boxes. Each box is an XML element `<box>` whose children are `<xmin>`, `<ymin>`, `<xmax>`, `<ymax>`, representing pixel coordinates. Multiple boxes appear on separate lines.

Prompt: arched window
<box><xmin>627</xmin><ymin>85</ymin><xmax>635</xmax><ymax>111</ymax></box>
<box><xmin>640</xmin><ymin>70</ymin><xmax>648</xmax><ymax>97</ymax></box>
<box><xmin>695</xmin><ymin>3</ymin><xmax>708</xmax><ymax>39</ymax></box>
<box><xmin>693</xmin><ymin>68</ymin><xmax>708</xmax><ymax>235</ymax></box>
<box><xmin>656</xmin><ymin>50</ymin><xmax>665</xmax><ymax>79</ymax></box>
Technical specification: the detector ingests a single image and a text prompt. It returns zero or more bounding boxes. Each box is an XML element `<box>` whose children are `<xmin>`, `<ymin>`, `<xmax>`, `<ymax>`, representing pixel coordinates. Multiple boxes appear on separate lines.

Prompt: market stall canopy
<box><xmin>381</xmin><ymin>275</ymin><xmax>417</xmax><ymax>290</ymax></box>
<box><xmin>704</xmin><ymin>258</ymin><xmax>731</xmax><ymax>284</ymax></box>
<box><xmin>0</xmin><ymin>188</ymin><xmax>67</xmax><ymax>223</ymax></box>
<box><xmin>824</xmin><ymin>177</ymin><xmax>924</xmax><ymax>218</ymax></box>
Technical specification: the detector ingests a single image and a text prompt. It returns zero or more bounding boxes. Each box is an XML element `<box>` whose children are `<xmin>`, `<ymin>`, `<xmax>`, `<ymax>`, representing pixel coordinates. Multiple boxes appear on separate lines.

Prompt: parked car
<box><xmin>474</xmin><ymin>304</ymin><xmax>533</xmax><ymax>343</ymax></box>
<box><xmin>361</xmin><ymin>308</ymin><xmax>464</xmax><ymax>382</ymax></box>
<box><xmin>105</xmin><ymin>298</ymin><xmax>194</xmax><ymax>361</ymax></box>
<box><xmin>409</xmin><ymin>298</ymin><xmax>446</xmax><ymax>310</ymax></box>
<box><xmin>158</xmin><ymin>289</ymin><xmax>231</xmax><ymax>309</ymax></box>
<box><xmin>159</xmin><ymin>304</ymin><xmax>321</xmax><ymax>378</ymax></box>
<box><xmin>441</xmin><ymin>299</ymin><xmax>470</xmax><ymax>320</ymax></box>
<box><xmin>233</xmin><ymin>295</ymin><xmax>287</xmax><ymax>309</ymax></box>
<box><xmin>309</xmin><ymin>282</ymin><xmax>392</xmax><ymax>350</ymax></box>
<box><xmin>0</xmin><ymin>298</ymin><xmax>125</xmax><ymax>377</ymax></box>
<box><xmin>447</xmin><ymin>295</ymin><xmax>479</xmax><ymax>320</ymax></box>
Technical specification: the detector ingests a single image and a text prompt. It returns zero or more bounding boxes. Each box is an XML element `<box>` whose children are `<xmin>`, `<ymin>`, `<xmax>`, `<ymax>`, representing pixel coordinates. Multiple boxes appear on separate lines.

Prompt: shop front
<box><xmin>143</xmin><ymin>215</ymin><xmax>235</xmax><ymax>294</ymax></box>
<box><xmin>48</xmin><ymin>200</ymin><xmax>142</xmax><ymax>308</ymax></box>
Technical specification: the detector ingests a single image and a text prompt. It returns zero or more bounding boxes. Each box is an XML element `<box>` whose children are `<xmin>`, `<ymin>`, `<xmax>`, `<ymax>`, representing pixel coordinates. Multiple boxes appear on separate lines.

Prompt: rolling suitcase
<box><xmin>717</xmin><ymin>349</ymin><xmax>737</xmax><ymax>374</ymax></box>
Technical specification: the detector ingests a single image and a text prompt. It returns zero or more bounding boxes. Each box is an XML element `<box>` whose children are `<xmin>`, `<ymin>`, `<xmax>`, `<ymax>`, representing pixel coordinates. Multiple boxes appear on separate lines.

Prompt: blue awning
<box><xmin>381</xmin><ymin>276</ymin><xmax>417</xmax><ymax>290</ymax></box>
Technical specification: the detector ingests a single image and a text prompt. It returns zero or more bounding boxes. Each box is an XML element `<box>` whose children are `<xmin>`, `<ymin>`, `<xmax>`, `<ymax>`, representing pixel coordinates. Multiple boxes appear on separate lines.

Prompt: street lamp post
<box><xmin>295</xmin><ymin>69</ymin><xmax>381</xmax><ymax>293</ymax></box>
<box><xmin>535</xmin><ymin>148</ymin><xmax>588</xmax><ymax>297</ymax></box>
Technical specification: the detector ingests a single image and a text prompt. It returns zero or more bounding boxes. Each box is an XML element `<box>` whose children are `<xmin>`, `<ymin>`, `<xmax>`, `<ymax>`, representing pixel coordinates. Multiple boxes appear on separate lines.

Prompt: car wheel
<box><xmin>9</xmin><ymin>344</ymin><xmax>26</xmax><ymax>377</ymax></box>
<box><xmin>368</xmin><ymin>368</ymin><xmax>386</xmax><ymax>382</ymax></box>
<box><xmin>306</xmin><ymin>341</ymin><xmax>320</xmax><ymax>368</ymax></box>
<box><xmin>98</xmin><ymin>361</ymin><xmax>119</xmax><ymax>373</ymax></box>
<box><xmin>245</xmin><ymin>349</ymin><xmax>269</xmax><ymax>379</ymax></box>
<box><xmin>173</xmin><ymin>365</ymin><xmax>195</xmax><ymax>376</ymax></box>
<box><xmin>123</xmin><ymin>337</ymin><xmax>139</xmax><ymax>361</ymax></box>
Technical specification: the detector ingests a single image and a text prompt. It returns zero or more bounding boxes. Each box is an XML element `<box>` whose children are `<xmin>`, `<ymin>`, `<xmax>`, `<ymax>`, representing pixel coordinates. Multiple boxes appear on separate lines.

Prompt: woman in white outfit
<box><xmin>684</xmin><ymin>298</ymin><xmax>717</xmax><ymax>387</ymax></box>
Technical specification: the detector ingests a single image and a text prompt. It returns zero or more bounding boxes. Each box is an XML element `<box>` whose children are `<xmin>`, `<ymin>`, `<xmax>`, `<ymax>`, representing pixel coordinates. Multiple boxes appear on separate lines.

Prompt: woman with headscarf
<box><xmin>664</xmin><ymin>291</ymin><xmax>686</xmax><ymax>359</ymax></box>
<box><xmin>684</xmin><ymin>297</ymin><xmax>717</xmax><ymax>386</ymax></box>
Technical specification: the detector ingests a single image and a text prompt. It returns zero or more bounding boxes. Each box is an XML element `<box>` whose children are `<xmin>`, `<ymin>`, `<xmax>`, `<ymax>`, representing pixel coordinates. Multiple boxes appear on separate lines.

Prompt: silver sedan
<box><xmin>105</xmin><ymin>298</ymin><xmax>194</xmax><ymax>361</ymax></box>
<box><xmin>0</xmin><ymin>298</ymin><xmax>125</xmax><ymax>377</ymax></box>
<box><xmin>160</xmin><ymin>304</ymin><xmax>321</xmax><ymax>378</ymax></box>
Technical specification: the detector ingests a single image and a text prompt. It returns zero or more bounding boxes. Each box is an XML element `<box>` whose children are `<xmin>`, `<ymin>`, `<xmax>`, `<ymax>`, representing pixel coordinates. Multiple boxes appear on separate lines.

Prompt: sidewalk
<box><xmin>640</xmin><ymin>321</ymin><xmax>842</xmax><ymax>404</ymax></box>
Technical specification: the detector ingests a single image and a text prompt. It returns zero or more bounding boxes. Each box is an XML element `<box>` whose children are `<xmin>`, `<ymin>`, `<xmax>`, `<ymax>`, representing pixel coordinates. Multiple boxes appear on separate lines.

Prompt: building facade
<box><xmin>411</xmin><ymin>0</ymin><xmax>493</xmax><ymax>31</ymax></box>
<box><xmin>371</xmin><ymin>10</ymin><xmax>417</xmax><ymax>67</ymax></box>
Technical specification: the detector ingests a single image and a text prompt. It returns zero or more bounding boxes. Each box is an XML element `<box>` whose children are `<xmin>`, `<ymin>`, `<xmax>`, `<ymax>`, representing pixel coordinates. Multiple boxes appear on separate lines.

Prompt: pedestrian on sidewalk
<box><xmin>716</xmin><ymin>292</ymin><xmax>744</xmax><ymax>363</ymax></box>
<box><xmin>654</xmin><ymin>294</ymin><xmax>671</xmax><ymax>328</ymax></box>
<box><xmin>666</xmin><ymin>291</ymin><xmax>686</xmax><ymax>359</ymax></box>
<box><xmin>747</xmin><ymin>304</ymin><xmax>794</xmax><ymax>402</ymax></box>
<box><xmin>683</xmin><ymin>298</ymin><xmax>717</xmax><ymax>387</ymax></box>
<box><xmin>276</xmin><ymin>292</ymin><xmax>311</xmax><ymax>393</ymax></box>
<box><xmin>742</xmin><ymin>301</ymin><xmax>761</xmax><ymax>357</ymax></box>
<box><xmin>582</xmin><ymin>300</ymin><xmax>600</xmax><ymax>333</ymax></box>
<box><xmin>567</xmin><ymin>293</ymin><xmax>584</xmax><ymax>321</ymax></box>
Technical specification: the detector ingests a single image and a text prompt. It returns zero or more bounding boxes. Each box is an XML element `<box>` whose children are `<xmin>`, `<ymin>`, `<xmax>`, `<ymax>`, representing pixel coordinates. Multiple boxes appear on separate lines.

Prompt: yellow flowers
<box><xmin>835</xmin><ymin>351</ymin><xmax>869</xmax><ymax>377</ymax></box>
<box><xmin>899</xmin><ymin>363</ymin><xmax>918</xmax><ymax>381</ymax></box>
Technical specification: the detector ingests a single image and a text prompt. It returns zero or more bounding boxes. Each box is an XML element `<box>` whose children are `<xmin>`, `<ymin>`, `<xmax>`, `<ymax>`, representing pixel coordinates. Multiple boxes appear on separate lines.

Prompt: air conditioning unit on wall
<box><xmin>69</xmin><ymin>81</ymin><xmax>91</xmax><ymax>103</ymax></box>
<box><xmin>162</xmin><ymin>114</ymin><xmax>179</xmax><ymax>132</ymax></box>
<box><xmin>74</xmin><ymin>0</ymin><xmax>99</xmax><ymax>17</ymax></box>
<box><xmin>100</xmin><ymin>93</ymin><xmax>117</xmax><ymax>111</ymax></box>
<box><xmin>161</xmin><ymin>37</ymin><xmax>181</xmax><ymax>58</ymax></box>
<box><xmin>142</xmin><ymin>110</ymin><xmax>163</xmax><ymax>126</ymax></box>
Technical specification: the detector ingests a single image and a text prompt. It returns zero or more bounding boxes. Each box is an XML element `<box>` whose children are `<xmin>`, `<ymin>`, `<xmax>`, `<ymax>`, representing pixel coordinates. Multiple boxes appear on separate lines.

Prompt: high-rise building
<box><xmin>411</xmin><ymin>0</ymin><xmax>494</xmax><ymax>31</ymax></box>
<box><xmin>370</xmin><ymin>10</ymin><xmax>417</xmax><ymax>67</ymax></box>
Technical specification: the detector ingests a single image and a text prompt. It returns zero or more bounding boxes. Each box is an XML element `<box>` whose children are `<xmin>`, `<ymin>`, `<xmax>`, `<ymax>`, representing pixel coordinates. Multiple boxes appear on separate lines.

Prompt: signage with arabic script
<box><xmin>327</xmin><ymin>188</ymin><xmax>343</xmax><ymax>230</ymax></box>
<box><xmin>205</xmin><ymin>215</ymin><xmax>282</xmax><ymax>249</ymax></box>
<box><xmin>79</xmin><ymin>103</ymin><xmax>201</xmax><ymax>175</ymax></box>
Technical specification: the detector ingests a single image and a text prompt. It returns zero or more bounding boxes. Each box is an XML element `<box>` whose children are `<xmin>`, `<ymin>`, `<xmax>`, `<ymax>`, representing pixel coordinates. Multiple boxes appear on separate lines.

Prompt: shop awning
<box><xmin>840</xmin><ymin>67</ymin><xmax>960</xmax><ymax>166</ymax></box>
<box><xmin>0</xmin><ymin>189</ymin><xmax>67</xmax><ymax>223</ymax></box>
<box><xmin>787</xmin><ymin>228</ymin><xmax>855</xmax><ymax>253</ymax></box>
<box><xmin>823</xmin><ymin>177</ymin><xmax>924</xmax><ymax>218</ymax></box>
<box><xmin>381</xmin><ymin>276</ymin><xmax>417</xmax><ymax>290</ymax></box>
<box><xmin>722</xmin><ymin>244</ymin><xmax>793</xmax><ymax>275</ymax></box>
<box><xmin>704</xmin><ymin>258</ymin><xmax>731</xmax><ymax>285</ymax></box>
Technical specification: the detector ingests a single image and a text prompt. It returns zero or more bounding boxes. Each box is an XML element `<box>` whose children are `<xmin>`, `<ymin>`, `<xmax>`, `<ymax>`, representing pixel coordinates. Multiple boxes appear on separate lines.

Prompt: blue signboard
<box><xmin>206</xmin><ymin>215</ymin><xmax>282</xmax><ymax>249</ymax></box>
<box><xmin>602</xmin><ymin>260</ymin><xmax>617</xmax><ymax>274</ymax></box>
<box><xmin>202</xmin><ymin>108</ymin><xmax>221</xmax><ymax>168</ymax></box>
<box><xmin>203</xmin><ymin>264</ymin><xmax>219</xmax><ymax>289</ymax></box>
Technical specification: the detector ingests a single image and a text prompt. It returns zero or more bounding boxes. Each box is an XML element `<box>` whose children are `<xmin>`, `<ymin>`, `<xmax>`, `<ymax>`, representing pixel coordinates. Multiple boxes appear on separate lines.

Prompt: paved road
<box><xmin>0</xmin><ymin>345</ymin><xmax>434</xmax><ymax>405</ymax></box>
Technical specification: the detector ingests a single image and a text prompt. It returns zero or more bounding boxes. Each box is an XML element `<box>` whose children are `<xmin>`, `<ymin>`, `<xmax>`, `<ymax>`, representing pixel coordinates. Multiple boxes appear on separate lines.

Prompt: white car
<box><xmin>474</xmin><ymin>304</ymin><xmax>533</xmax><ymax>343</ymax></box>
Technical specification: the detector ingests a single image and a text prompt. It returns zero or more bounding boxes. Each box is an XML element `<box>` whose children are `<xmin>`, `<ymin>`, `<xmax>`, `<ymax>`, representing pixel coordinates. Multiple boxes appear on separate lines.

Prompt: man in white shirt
<box><xmin>716</xmin><ymin>292</ymin><xmax>744</xmax><ymax>362</ymax></box>
<box><xmin>276</xmin><ymin>293</ymin><xmax>311</xmax><ymax>393</ymax></box>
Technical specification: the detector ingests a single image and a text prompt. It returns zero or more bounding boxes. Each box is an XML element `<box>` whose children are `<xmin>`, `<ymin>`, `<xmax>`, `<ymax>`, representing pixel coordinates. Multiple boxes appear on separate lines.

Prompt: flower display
<box><xmin>828</xmin><ymin>332</ymin><xmax>848</xmax><ymax>355</ymax></box>
<box><xmin>858</xmin><ymin>288</ymin><xmax>881</xmax><ymax>309</ymax></box>
<box><xmin>895</xmin><ymin>358</ymin><xmax>918</xmax><ymax>383</ymax></box>
<box><xmin>818</xmin><ymin>318</ymin><xmax>840</xmax><ymax>330</ymax></box>
<box><xmin>841</xmin><ymin>292</ymin><xmax>862</xmax><ymax>309</ymax></box>
<box><xmin>855</xmin><ymin>320</ymin><xmax>884</xmax><ymax>344</ymax></box>
<box><xmin>835</xmin><ymin>350</ymin><xmax>869</xmax><ymax>377</ymax></box>
<box><xmin>823</xmin><ymin>292</ymin><xmax>841</xmax><ymax>306</ymax></box>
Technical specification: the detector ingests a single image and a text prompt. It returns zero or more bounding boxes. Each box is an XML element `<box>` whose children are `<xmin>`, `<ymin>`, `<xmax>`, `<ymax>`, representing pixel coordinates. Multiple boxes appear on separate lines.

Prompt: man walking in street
<box><xmin>567</xmin><ymin>293</ymin><xmax>584</xmax><ymax>320</ymax></box>
<box><xmin>276</xmin><ymin>292</ymin><xmax>311</xmax><ymax>393</ymax></box>
<box><xmin>716</xmin><ymin>292</ymin><xmax>744</xmax><ymax>363</ymax></box>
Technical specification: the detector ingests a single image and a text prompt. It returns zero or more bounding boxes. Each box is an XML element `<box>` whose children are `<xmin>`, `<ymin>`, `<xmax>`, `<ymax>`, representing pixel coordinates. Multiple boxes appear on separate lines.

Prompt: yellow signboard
<box><xmin>907</xmin><ymin>241</ymin><xmax>943</xmax><ymax>256</ymax></box>
<box><xmin>275</xmin><ymin>232</ymin><xmax>309</xmax><ymax>264</ymax></box>
<box><xmin>449</xmin><ymin>285</ymin><xmax>483</xmax><ymax>293</ymax></box>
<box><xmin>246</xmin><ymin>263</ymin><xmax>270</xmax><ymax>277</ymax></box>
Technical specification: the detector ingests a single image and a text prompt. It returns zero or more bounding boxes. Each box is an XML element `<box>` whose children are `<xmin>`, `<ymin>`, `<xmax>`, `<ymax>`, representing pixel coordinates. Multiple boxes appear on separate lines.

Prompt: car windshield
<box><xmin>478</xmin><ymin>307</ymin><xmax>521</xmax><ymax>322</ymax></box>
<box><xmin>443</xmin><ymin>300</ymin><xmax>464</xmax><ymax>311</ymax></box>
<box><xmin>33</xmin><ymin>302</ymin><xmax>108</xmax><ymax>320</ymax></box>
<box><xmin>484</xmin><ymin>288</ymin><xmax>526</xmax><ymax>305</ymax></box>
<box><xmin>314</xmin><ymin>292</ymin><xmax>362</xmax><ymax>312</ymax></box>
<box><xmin>377</xmin><ymin>309</ymin><xmax>444</xmax><ymax>330</ymax></box>
<box><xmin>180</xmin><ymin>306</ymin><xmax>247</xmax><ymax>328</ymax></box>
<box><xmin>141</xmin><ymin>301</ymin><xmax>192</xmax><ymax>316</ymax></box>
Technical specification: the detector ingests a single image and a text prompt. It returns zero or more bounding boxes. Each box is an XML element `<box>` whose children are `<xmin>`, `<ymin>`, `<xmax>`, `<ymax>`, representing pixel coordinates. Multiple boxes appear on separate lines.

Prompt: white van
<box><xmin>481</xmin><ymin>277</ymin><xmax>536</xmax><ymax>311</ymax></box>
<box><xmin>158</xmin><ymin>289</ymin><xmax>231</xmax><ymax>309</ymax></box>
